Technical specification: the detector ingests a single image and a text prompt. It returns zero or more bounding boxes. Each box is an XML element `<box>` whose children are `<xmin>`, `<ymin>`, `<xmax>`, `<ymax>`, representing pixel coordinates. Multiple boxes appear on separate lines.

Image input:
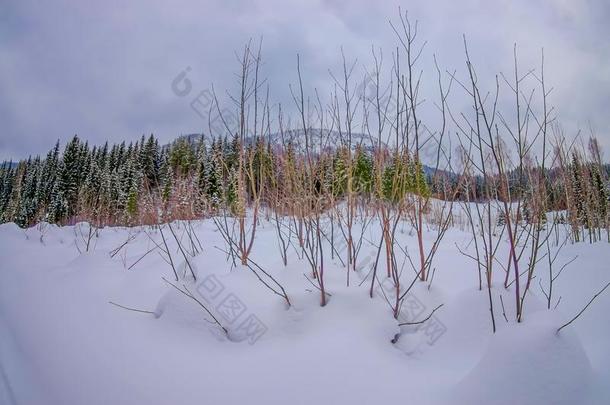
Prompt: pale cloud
<box><xmin>1</xmin><ymin>0</ymin><xmax>609</xmax><ymax>160</ymax></box>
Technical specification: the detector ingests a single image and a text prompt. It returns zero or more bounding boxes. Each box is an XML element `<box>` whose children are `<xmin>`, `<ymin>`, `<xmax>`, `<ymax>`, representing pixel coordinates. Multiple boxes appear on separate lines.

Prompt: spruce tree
<box><xmin>410</xmin><ymin>155</ymin><xmax>430</xmax><ymax>198</ymax></box>
<box><xmin>169</xmin><ymin>138</ymin><xmax>196</xmax><ymax>177</ymax></box>
<box><xmin>55</xmin><ymin>135</ymin><xmax>83</xmax><ymax>221</ymax></box>
<box><xmin>352</xmin><ymin>146</ymin><xmax>373</xmax><ymax>196</ymax></box>
<box><xmin>17</xmin><ymin>156</ymin><xmax>41</xmax><ymax>226</ymax></box>
<box><xmin>196</xmin><ymin>138</ymin><xmax>207</xmax><ymax>195</ymax></box>
<box><xmin>592</xmin><ymin>165</ymin><xmax>608</xmax><ymax>228</ymax></box>
<box><xmin>4</xmin><ymin>161</ymin><xmax>27</xmax><ymax>223</ymax></box>
<box><xmin>571</xmin><ymin>153</ymin><xmax>587</xmax><ymax>226</ymax></box>
<box><xmin>49</xmin><ymin>162</ymin><xmax>68</xmax><ymax>224</ymax></box>
<box><xmin>38</xmin><ymin>141</ymin><xmax>60</xmax><ymax>211</ymax></box>
<box><xmin>0</xmin><ymin>163</ymin><xmax>14</xmax><ymax>221</ymax></box>
<box><xmin>205</xmin><ymin>139</ymin><xmax>223</xmax><ymax>207</ymax></box>
<box><xmin>381</xmin><ymin>152</ymin><xmax>409</xmax><ymax>204</ymax></box>
<box><xmin>159</xmin><ymin>152</ymin><xmax>173</xmax><ymax>206</ymax></box>
<box><xmin>140</xmin><ymin>134</ymin><xmax>159</xmax><ymax>188</ymax></box>
<box><xmin>332</xmin><ymin>147</ymin><xmax>348</xmax><ymax>198</ymax></box>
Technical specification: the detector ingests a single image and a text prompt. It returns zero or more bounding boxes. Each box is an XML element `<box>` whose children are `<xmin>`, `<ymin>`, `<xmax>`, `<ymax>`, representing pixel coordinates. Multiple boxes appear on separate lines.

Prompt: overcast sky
<box><xmin>1</xmin><ymin>0</ymin><xmax>609</xmax><ymax>161</ymax></box>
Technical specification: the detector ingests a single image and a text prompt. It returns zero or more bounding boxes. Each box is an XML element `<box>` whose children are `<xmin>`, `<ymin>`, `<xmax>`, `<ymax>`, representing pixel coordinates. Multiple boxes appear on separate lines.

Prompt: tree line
<box><xmin>1</xmin><ymin>132</ymin><xmax>607</xmax><ymax>234</ymax></box>
<box><xmin>0</xmin><ymin>133</ymin><xmax>432</xmax><ymax>227</ymax></box>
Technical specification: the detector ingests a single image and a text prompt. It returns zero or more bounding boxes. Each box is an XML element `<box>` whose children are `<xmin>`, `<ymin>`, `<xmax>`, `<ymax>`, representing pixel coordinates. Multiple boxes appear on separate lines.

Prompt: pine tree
<box><xmin>352</xmin><ymin>146</ymin><xmax>373</xmax><ymax>196</ymax></box>
<box><xmin>159</xmin><ymin>152</ymin><xmax>173</xmax><ymax>206</ymax></box>
<box><xmin>38</xmin><ymin>141</ymin><xmax>60</xmax><ymax>212</ymax></box>
<box><xmin>321</xmin><ymin>153</ymin><xmax>334</xmax><ymax>199</ymax></box>
<box><xmin>0</xmin><ymin>163</ymin><xmax>15</xmax><ymax>221</ymax></box>
<box><xmin>4</xmin><ymin>161</ymin><xmax>27</xmax><ymax>223</ymax></box>
<box><xmin>196</xmin><ymin>138</ymin><xmax>207</xmax><ymax>195</ymax></box>
<box><xmin>592</xmin><ymin>165</ymin><xmax>608</xmax><ymax>228</ymax></box>
<box><xmin>227</xmin><ymin>166</ymin><xmax>241</xmax><ymax>215</ymax></box>
<box><xmin>571</xmin><ymin>153</ymin><xmax>587</xmax><ymax>226</ymax></box>
<box><xmin>99</xmin><ymin>154</ymin><xmax>112</xmax><ymax>222</ymax></box>
<box><xmin>78</xmin><ymin>141</ymin><xmax>91</xmax><ymax>186</ymax></box>
<box><xmin>381</xmin><ymin>151</ymin><xmax>409</xmax><ymax>204</ymax></box>
<box><xmin>410</xmin><ymin>155</ymin><xmax>430</xmax><ymax>198</ymax></box>
<box><xmin>126</xmin><ymin>164</ymin><xmax>142</xmax><ymax>221</ymax></box>
<box><xmin>55</xmin><ymin>135</ymin><xmax>83</xmax><ymax>222</ymax></box>
<box><xmin>49</xmin><ymin>162</ymin><xmax>68</xmax><ymax>224</ymax></box>
<box><xmin>224</xmin><ymin>135</ymin><xmax>240</xmax><ymax>171</ymax></box>
<box><xmin>169</xmin><ymin>138</ymin><xmax>196</xmax><ymax>177</ymax></box>
<box><xmin>82</xmin><ymin>149</ymin><xmax>105</xmax><ymax>222</ymax></box>
<box><xmin>140</xmin><ymin>134</ymin><xmax>160</xmax><ymax>188</ymax></box>
<box><xmin>332</xmin><ymin>147</ymin><xmax>348</xmax><ymax>198</ymax></box>
<box><xmin>17</xmin><ymin>156</ymin><xmax>42</xmax><ymax>226</ymax></box>
<box><xmin>116</xmin><ymin>143</ymin><xmax>131</xmax><ymax>211</ymax></box>
<box><xmin>205</xmin><ymin>139</ymin><xmax>223</xmax><ymax>207</ymax></box>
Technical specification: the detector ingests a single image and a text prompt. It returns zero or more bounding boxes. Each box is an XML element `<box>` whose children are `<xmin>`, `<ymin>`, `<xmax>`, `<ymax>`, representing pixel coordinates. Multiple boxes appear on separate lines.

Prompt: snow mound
<box><xmin>452</xmin><ymin>311</ymin><xmax>593</xmax><ymax>404</ymax></box>
<box><xmin>154</xmin><ymin>279</ymin><xmax>232</xmax><ymax>342</ymax></box>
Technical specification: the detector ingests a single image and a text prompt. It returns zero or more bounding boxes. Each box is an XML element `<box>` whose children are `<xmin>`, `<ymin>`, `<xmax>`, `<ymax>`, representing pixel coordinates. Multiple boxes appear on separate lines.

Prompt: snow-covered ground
<box><xmin>1</xmin><ymin>208</ymin><xmax>609</xmax><ymax>404</ymax></box>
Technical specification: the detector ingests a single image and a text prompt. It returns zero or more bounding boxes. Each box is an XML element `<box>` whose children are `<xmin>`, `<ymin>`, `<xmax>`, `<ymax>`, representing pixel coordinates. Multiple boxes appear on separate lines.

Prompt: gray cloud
<box><xmin>1</xmin><ymin>0</ymin><xmax>609</xmax><ymax>161</ymax></box>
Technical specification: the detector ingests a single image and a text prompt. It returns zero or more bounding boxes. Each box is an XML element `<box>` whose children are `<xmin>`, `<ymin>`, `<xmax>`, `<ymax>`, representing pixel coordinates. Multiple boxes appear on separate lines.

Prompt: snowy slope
<box><xmin>0</xmin><ymin>208</ymin><xmax>609</xmax><ymax>404</ymax></box>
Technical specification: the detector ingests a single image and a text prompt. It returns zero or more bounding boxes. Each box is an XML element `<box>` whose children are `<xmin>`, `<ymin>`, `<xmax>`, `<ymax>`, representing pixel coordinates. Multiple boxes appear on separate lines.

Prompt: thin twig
<box><xmin>398</xmin><ymin>303</ymin><xmax>444</xmax><ymax>326</ymax></box>
<box><xmin>556</xmin><ymin>281</ymin><xmax>610</xmax><ymax>334</ymax></box>
<box><xmin>108</xmin><ymin>301</ymin><xmax>156</xmax><ymax>315</ymax></box>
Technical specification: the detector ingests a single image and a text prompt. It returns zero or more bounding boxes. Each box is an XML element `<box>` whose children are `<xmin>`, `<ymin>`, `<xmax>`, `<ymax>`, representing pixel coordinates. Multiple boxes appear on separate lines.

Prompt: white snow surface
<box><xmin>0</xmin><ymin>209</ymin><xmax>609</xmax><ymax>404</ymax></box>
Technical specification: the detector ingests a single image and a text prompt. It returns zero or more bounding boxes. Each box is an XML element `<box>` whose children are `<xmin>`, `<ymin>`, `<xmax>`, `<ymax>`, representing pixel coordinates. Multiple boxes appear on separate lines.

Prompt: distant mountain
<box><xmin>173</xmin><ymin>129</ymin><xmax>458</xmax><ymax>181</ymax></box>
<box><xmin>175</xmin><ymin>128</ymin><xmax>386</xmax><ymax>152</ymax></box>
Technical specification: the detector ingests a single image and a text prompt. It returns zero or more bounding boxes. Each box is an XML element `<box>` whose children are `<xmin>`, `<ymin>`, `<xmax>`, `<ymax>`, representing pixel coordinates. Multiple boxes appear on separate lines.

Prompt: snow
<box><xmin>1</xmin><ymin>208</ymin><xmax>609</xmax><ymax>404</ymax></box>
<box><xmin>453</xmin><ymin>311</ymin><xmax>593</xmax><ymax>404</ymax></box>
